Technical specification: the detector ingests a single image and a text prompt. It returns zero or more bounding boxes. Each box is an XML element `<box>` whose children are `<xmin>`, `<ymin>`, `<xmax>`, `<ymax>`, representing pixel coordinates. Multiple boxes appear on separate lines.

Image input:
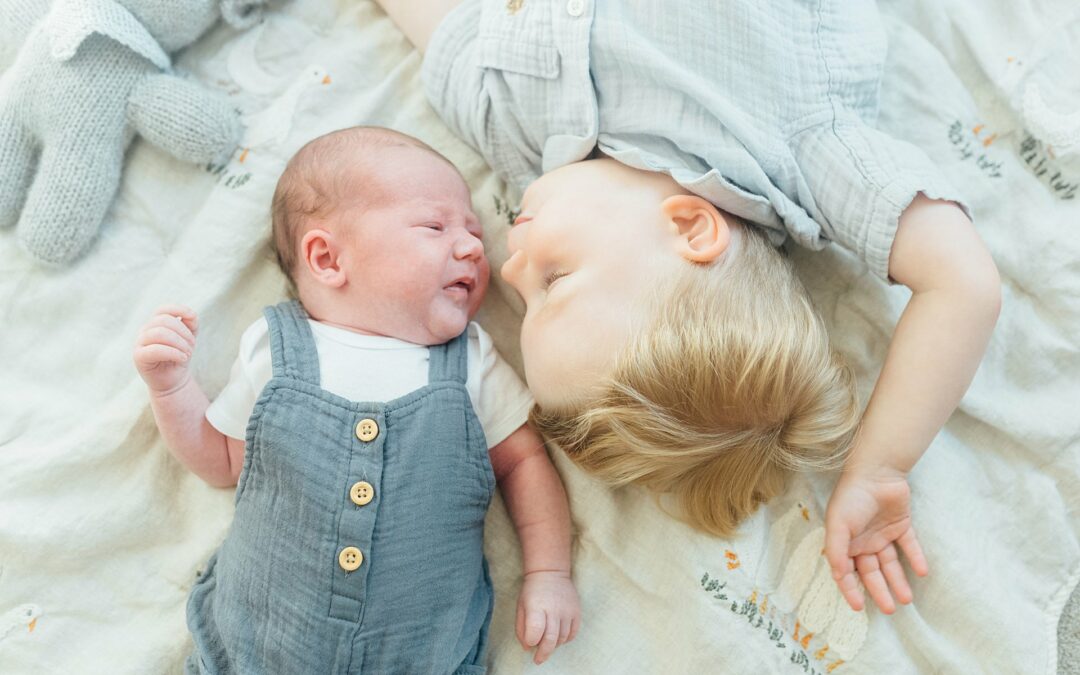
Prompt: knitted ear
<box><xmin>220</xmin><ymin>0</ymin><xmax>264</xmax><ymax>29</ymax></box>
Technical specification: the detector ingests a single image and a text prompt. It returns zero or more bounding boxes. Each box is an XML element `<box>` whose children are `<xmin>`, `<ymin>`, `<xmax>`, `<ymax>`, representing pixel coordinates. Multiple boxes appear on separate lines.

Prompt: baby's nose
<box><xmin>455</xmin><ymin>231</ymin><xmax>485</xmax><ymax>259</ymax></box>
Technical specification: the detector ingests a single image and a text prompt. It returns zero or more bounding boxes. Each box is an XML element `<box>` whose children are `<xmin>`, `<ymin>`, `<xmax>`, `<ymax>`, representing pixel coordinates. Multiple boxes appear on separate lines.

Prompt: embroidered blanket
<box><xmin>0</xmin><ymin>0</ymin><xmax>1077</xmax><ymax>672</ymax></box>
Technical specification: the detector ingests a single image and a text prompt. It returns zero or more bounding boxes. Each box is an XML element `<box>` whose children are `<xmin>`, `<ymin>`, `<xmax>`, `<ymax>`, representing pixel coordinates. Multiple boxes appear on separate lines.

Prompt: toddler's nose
<box><xmin>506</xmin><ymin>221</ymin><xmax>524</xmax><ymax>255</ymax></box>
<box><xmin>500</xmin><ymin>250</ymin><xmax>525</xmax><ymax>286</ymax></box>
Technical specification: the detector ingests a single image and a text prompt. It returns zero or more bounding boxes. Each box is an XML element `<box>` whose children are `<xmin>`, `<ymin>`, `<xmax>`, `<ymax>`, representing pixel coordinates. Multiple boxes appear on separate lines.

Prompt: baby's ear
<box><xmin>300</xmin><ymin>229</ymin><xmax>347</xmax><ymax>289</ymax></box>
<box><xmin>661</xmin><ymin>195</ymin><xmax>731</xmax><ymax>263</ymax></box>
<box><xmin>220</xmin><ymin>0</ymin><xmax>265</xmax><ymax>29</ymax></box>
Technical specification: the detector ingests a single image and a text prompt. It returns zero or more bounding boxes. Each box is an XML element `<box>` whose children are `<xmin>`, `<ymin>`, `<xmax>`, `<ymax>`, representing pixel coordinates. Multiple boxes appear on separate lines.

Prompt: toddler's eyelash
<box><xmin>543</xmin><ymin>271</ymin><xmax>567</xmax><ymax>289</ymax></box>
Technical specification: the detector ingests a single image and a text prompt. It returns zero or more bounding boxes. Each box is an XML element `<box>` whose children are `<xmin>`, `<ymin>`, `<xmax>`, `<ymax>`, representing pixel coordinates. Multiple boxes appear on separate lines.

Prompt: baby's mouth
<box><xmin>444</xmin><ymin>277</ymin><xmax>474</xmax><ymax>297</ymax></box>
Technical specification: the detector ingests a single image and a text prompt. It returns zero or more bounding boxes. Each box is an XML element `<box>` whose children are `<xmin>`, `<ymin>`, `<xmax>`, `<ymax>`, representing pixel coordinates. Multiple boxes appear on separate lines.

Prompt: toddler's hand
<box><xmin>516</xmin><ymin>570</ymin><xmax>580</xmax><ymax>665</ymax></box>
<box><xmin>133</xmin><ymin>305</ymin><xmax>198</xmax><ymax>395</ymax></box>
<box><xmin>824</xmin><ymin>469</ymin><xmax>929</xmax><ymax>614</ymax></box>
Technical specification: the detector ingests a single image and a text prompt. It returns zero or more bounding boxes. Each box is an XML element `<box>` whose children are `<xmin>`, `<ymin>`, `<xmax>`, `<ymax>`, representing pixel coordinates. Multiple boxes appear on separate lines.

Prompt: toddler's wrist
<box><xmin>840</xmin><ymin>457</ymin><xmax>908</xmax><ymax>483</ymax></box>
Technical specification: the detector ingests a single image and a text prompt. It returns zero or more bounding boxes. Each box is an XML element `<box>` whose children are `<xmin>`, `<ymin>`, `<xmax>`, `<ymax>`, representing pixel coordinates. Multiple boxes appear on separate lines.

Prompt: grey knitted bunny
<box><xmin>0</xmin><ymin>0</ymin><xmax>266</xmax><ymax>264</ymax></box>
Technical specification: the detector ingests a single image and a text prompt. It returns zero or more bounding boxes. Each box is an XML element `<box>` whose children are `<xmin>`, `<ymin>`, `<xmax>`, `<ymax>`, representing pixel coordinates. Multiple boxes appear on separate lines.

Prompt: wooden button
<box><xmin>350</xmin><ymin>481</ymin><xmax>374</xmax><ymax>506</ymax></box>
<box><xmin>355</xmin><ymin>418</ymin><xmax>379</xmax><ymax>442</ymax></box>
<box><xmin>338</xmin><ymin>546</ymin><xmax>363</xmax><ymax>571</ymax></box>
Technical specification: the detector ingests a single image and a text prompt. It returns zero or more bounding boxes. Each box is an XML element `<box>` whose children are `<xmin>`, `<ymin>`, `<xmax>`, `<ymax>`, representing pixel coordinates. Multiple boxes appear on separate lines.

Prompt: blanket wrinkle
<box><xmin>0</xmin><ymin>0</ymin><xmax>1077</xmax><ymax>672</ymax></box>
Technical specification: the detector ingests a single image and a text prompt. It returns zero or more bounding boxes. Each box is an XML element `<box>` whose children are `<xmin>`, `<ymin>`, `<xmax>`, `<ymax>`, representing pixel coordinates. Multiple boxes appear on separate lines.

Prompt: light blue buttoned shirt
<box><xmin>423</xmin><ymin>0</ymin><xmax>967</xmax><ymax>280</ymax></box>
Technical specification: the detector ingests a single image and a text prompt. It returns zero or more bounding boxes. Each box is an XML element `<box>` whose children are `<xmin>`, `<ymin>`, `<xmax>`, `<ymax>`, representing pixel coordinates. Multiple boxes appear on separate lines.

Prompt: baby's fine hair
<box><xmin>531</xmin><ymin>223</ymin><xmax>860</xmax><ymax>538</ymax></box>
<box><xmin>270</xmin><ymin>126</ymin><xmax>454</xmax><ymax>289</ymax></box>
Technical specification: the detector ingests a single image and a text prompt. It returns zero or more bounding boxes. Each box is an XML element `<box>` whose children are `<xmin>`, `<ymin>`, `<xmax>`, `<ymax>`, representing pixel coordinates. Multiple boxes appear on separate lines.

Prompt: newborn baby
<box><xmin>134</xmin><ymin>126</ymin><xmax>580</xmax><ymax>673</ymax></box>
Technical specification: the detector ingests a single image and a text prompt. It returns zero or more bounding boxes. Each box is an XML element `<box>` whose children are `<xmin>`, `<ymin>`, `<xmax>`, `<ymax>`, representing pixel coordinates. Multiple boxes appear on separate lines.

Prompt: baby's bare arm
<box><xmin>490</xmin><ymin>423</ymin><xmax>580</xmax><ymax>663</ymax></box>
<box><xmin>147</xmin><ymin>378</ymin><xmax>246</xmax><ymax>489</ymax></box>
<box><xmin>134</xmin><ymin>306</ymin><xmax>245</xmax><ymax>488</ymax></box>
<box><xmin>375</xmin><ymin>0</ymin><xmax>463</xmax><ymax>52</ymax></box>
<box><xmin>853</xmin><ymin>195</ymin><xmax>1000</xmax><ymax>478</ymax></box>
<box><xmin>490</xmin><ymin>423</ymin><xmax>573</xmax><ymax>578</ymax></box>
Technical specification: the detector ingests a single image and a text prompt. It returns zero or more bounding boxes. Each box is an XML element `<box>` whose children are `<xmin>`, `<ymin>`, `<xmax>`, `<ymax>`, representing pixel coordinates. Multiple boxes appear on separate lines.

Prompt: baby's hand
<box><xmin>133</xmin><ymin>305</ymin><xmax>198</xmax><ymax>395</ymax></box>
<box><xmin>516</xmin><ymin>570</ymin><xmax>580</xmax><ymax>665</ymax></box>
<box><xmin>824</xmin><ymin>469</ymin><xmax>929</xmax><ymax>614</ymax></box>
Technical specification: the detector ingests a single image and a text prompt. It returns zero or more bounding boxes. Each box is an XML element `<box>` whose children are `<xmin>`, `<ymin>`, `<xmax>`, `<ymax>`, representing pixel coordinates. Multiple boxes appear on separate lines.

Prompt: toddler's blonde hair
<box><xmin>531</xmin><ymin>223</ymin><xmax>859</xmax><ymax>538</ymax></box>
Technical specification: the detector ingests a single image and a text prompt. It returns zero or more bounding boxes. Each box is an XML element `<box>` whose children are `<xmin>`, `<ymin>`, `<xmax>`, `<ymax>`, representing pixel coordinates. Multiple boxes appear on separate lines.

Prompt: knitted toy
<box><xmin>0</xmin><ymin>0</ymin><xmax>266</xmax><ymax>264</ymax></box>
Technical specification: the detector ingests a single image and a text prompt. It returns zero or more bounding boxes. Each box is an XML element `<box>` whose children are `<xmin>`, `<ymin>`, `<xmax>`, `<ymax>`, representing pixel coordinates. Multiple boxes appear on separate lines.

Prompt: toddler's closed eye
<box><xmin>543</xmin><ymin>271</ymin><xmax>567</xmax><ymax>289</ymax></box>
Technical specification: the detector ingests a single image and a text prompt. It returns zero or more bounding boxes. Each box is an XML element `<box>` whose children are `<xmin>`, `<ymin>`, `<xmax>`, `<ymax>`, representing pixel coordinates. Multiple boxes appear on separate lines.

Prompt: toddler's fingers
<box><xmin>825</xmin><ymin>524</ymin><xmax>863</xmax><ymax>611</ymax></box>
<box><xmin>878</xmin><ymin>544</ymin><xmax>913</xmax><ymax>605</ymax></box>
<box><xmin>824</xmin><ymin>520</ymin><xmax>853</xmax><ymax>581</ymax></box>
<box><xmin>834</xmin><ymin>569</ymin><xmax>865</xmax><ymax>612</ymax></box>
<box><xmin>523</xmin><ymin>608</ymin><xmax>545</xmax><ymax>648</ymax></box>
<box><xmin>855</xmin><ymin>553</ymin><xmax>895</xmax><ymax>615</ymax></box>
<box><xmin>897</xmin><ymin>528</ymin><xmax>929</xmax><ymax>577</ymax></box>
<box><xmin>533</xmin><ymin>616</ymin><xmax>559</xmax><ymax>665</ymax></box>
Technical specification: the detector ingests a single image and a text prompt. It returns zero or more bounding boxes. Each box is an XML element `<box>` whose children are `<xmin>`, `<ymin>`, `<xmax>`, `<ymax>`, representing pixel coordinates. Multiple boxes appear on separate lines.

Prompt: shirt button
<box><xmin>339</xmin><ymin>546</ymin><xmax>363</xmax><ymax>571</ymax></box>
<box><xmin>350</xmin><ymin>481</ymin><xmax>375</xmax><ymax>506</ymax></box>
<box><xmin>355</xmin><ymin>418</ymin><xmax>379</xmax><ymax>442</ymax></box>
<box><xmin>566</xmin><ymin>0</ymin><xmax>584</xmax><ymax>17</ymax></box>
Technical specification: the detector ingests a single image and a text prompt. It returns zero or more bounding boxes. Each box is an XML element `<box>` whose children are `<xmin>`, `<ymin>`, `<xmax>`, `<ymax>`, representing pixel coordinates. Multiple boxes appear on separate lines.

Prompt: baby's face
<box><xmin>339</xmin><ymin>147</ymin><xmax>489</xmax><ymax>345</ymax></box>
<box><xmin>500</xmin><ymin>160</ymin><xmax>688</xmax><ymax>409</ymax></box>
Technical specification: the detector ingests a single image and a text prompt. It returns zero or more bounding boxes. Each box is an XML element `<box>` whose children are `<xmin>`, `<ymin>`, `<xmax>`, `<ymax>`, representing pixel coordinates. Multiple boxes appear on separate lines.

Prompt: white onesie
<box><xmin>206</xmin><ymin>317</ymin><xmax>534</xmax><ymax>449</ymax></box>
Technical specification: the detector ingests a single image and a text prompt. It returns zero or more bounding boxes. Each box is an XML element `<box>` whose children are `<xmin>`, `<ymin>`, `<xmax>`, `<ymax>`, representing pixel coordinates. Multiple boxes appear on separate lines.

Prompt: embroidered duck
<box><xmin>0</xmin><ymin>604</ymin><xmax>42</xmax><ymax>642</ymax></box>
<box><xmin>237</xmin><ymin>65</ymin><xmax>333</xmax><ymax>161</ymax></box>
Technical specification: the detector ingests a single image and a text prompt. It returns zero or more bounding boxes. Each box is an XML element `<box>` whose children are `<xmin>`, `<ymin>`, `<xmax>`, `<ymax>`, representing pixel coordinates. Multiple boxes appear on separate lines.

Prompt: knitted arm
<box><xmin>127</xmin><ymin>73</ymin><xmax>241</xmax><ymax>164</ymax></box>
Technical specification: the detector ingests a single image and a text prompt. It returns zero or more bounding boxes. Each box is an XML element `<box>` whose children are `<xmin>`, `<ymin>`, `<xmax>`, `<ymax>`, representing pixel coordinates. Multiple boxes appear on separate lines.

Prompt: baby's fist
<box><xmin>516</xmin><ymin>571</ymin><xmax>580</xmax><ymax>665</ymax></box>
<box><xmin>133</xmin><ymin>305</ymin><xmax>199</xmax><ymax>395</ymax></box>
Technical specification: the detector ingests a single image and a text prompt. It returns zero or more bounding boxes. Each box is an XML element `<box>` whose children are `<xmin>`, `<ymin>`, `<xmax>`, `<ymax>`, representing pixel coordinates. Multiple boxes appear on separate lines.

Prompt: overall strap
<box><xmin>427</xmin><ymin>329</ymin><xmax>469</xmax><ymax>386</ymax></box>
<box><xmin>263</xmin><ymin>300</ymin><xmax>321</xmax><ymax>385</ymax></box>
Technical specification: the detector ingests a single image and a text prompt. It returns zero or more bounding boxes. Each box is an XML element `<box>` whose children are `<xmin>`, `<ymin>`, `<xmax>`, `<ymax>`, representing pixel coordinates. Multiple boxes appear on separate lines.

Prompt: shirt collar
<box><xmin>45</xmin><ymin>0</ymin><xmax>171</xmax><ymax>70</ymax></box>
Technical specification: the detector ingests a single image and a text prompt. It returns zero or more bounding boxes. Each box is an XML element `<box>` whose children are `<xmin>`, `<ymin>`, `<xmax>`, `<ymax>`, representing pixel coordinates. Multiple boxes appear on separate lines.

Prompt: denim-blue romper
<box><xmin>186</xmin><ymin>300</ymin><xmax>495</xmax><ymax>674</ymax></box>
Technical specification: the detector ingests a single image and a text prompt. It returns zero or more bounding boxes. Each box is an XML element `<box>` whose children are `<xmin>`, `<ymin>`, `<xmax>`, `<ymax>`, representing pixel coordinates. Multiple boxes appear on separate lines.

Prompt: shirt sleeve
<box><xmin>466</xmin><ymin>323</ymin><xmax>534</xmax><ymax>449</ymax></box>
<box><xmin>789</xmin><ymin>115</ymin><xmax>971</xmax><ymax>281</ymax></box>
<box><xmin>204</xmin><ymin>317</ymin><xmax>272</xmax><ymax>442</ymax></box>
<box><xmin>421</xmin><ymin>0</ymin><xmax>488</xmax><ymax>157</ymax></box>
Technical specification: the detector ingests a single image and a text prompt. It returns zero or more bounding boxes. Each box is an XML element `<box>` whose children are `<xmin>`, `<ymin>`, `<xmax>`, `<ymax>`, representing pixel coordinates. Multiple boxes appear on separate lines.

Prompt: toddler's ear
<box><xmin>300</xmin><ymin>229</ymin><xmax>347</xmax><ymax>288</ymax></box>
<box><xmin>661</xmin><ymin>195</ymin><xmax>731</xmax><ymax>263</ymax></box>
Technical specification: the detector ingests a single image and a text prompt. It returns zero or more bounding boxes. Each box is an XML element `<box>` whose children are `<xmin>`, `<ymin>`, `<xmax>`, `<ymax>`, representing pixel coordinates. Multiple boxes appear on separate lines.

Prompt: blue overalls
<box><xmin>186</xmin><ymin>300</ymin><xmax>495</xmax><ymax>674</ymax></box>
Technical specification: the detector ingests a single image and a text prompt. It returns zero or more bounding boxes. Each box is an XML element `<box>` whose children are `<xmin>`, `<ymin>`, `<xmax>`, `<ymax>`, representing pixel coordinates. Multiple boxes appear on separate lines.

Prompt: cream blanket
<box><xmin>1</xmin><ymin>0</ymin><xmax>1078</xmax><ymax>672</ymax></box>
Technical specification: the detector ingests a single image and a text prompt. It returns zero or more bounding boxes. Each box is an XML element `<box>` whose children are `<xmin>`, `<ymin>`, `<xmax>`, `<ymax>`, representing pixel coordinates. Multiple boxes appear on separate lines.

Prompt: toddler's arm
<box><xmin>374</xmin><ymin>0</ymin><xmax>461</xmax><ymax>52</ymax></box>
<box><xmin>490</xmin><ymin>423</ymin><xmax>580</xmax><ymax>665</ymax></box>
<box><xmin>133</xmin><ymin>305</ymin><xmax>246</xmax><ymax>488</ymax></box>
<box><xmin>825</xmin><ymin>195</ymin><xmax>1001</xmax><ymax>613</ymax></box>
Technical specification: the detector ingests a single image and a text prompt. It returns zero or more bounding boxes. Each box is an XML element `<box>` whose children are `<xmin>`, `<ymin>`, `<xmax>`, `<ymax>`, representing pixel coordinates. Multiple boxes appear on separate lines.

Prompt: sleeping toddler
<box><xmin>376</xmin><ymin>0</ymin><xmax>1002</xmax><ymax>615</ymax></box>
<box><xmin>133</xmin><ymin>126</ymin><xmax>580</xmax><ymax>672</ymax></box>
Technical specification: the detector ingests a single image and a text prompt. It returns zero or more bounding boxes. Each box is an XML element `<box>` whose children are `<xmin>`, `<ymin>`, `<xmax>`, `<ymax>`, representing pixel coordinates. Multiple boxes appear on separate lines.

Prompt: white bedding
<box><xmin>1</xmin><ymin>0</ymin><xmax>1078</xmax><ymax>672</ymax></box>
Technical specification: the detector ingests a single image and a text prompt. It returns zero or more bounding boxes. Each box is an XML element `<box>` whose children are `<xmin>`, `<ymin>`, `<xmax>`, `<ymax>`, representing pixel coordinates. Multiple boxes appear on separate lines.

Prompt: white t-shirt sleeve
<box><xmin>466</xmin><ymin>323</ymin><xmax>534</xmax><ymax>449</ymax></box>
<box><xmin>205</xmin><ymin>317</ymin><xmax>273</xmax><ymax>442</ymax></box>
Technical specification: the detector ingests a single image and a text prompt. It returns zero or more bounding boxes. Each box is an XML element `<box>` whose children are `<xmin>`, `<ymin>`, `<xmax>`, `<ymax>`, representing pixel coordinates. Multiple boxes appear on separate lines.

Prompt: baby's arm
<box><xmin>374</xmin><ymin>0</ymin><xmax>461</xmax><ymax>52</ymax></box>
<box><xmin>825</xmin><ymin>195</ymin><xmax>1001</xmax><ymax>613</ymax></box>
<box><xmin>133</xmin><ymin>305</ymin><xmax>245</xmax><ymax>488</ymax></box>
<box><xmin>490</xmin><ymin>423</ymin><xmax>580</xmax><ymax>665</ymax></box>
